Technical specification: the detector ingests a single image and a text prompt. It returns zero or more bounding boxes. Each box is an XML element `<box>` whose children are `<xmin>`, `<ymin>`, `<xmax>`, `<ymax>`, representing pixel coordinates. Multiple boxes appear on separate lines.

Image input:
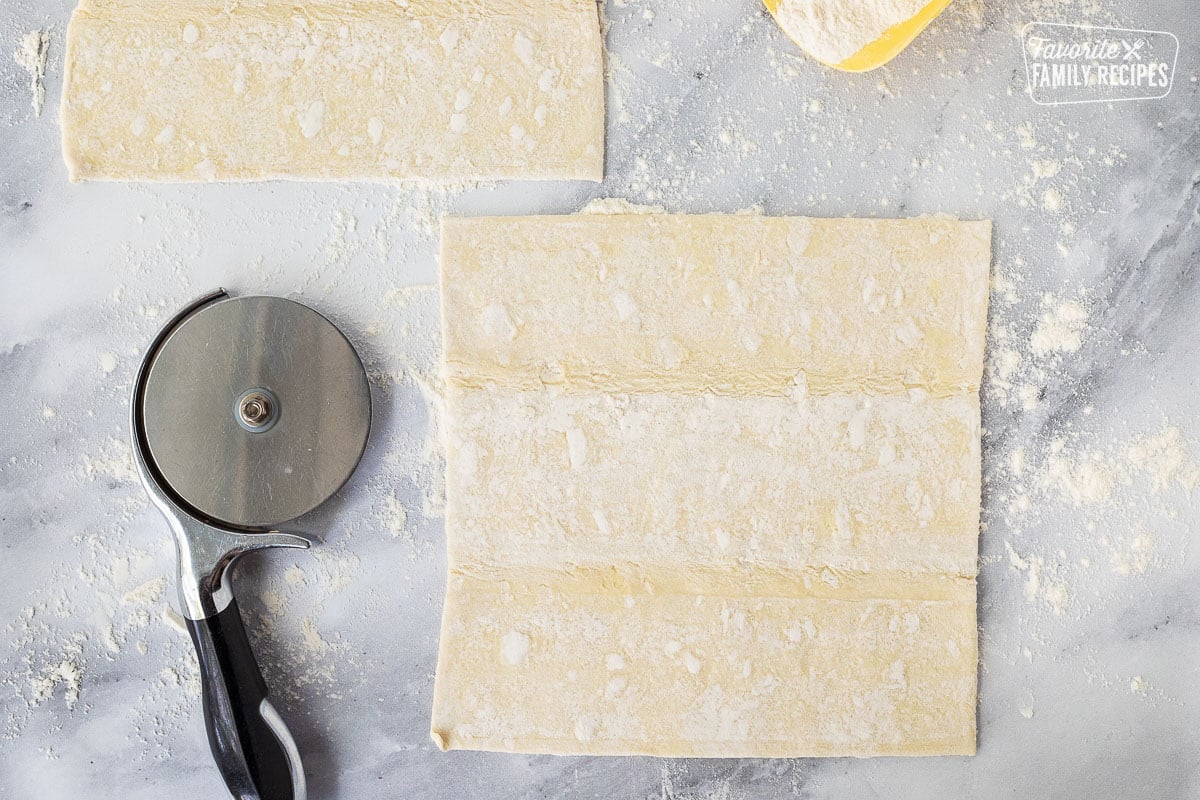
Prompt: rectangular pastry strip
<box><xmin>61</xmin><ymin>0</ymin><xmax>604</xmax><ymax>182</ymax></box>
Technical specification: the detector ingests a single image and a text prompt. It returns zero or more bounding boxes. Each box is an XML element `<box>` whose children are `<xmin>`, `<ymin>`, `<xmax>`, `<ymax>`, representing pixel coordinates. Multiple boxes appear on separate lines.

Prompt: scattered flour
<box><xmin>161</xmin><ymin>605</ymin><xmax>188</xmax><ymax>635</ymax></box>
<box><xmin>1040</xmin><ymin>441</ymin><xmax>1114</xmax><ymax>507</ymax></box>
<box><xmin>13</xmin><ymin>30</ymin><xmax>50</xmax><ymax>117</ymax></box>
<box><xmin>310</xmin><ymin>549</ymin><xmax>362</xmax><ymax>595</ymax></box>
<box><xmin>30</xmin><ymin>657</ymin><xmax>84</xmax><ymax>709</ymax></box>
<box><xmin>79</xmin><ymin>437</ymin><xmax>138</xmax><ymax>485</ymax></box>
<box><xmin>993</xmin><ymin>420</ymin><xmax>1199</xmax><ymax>636</ymax></box>
<box><xmin>581</xmin><ymin>197</ymin><xmax>667</xmax><ymax>215</ymax></box>
<box><xmin>1029</xmin><ymin>295</ymin><xmax>1088</xmax><ymax>356</ymax></box>
<box><xmin>1110</xmin><ymin>531</ymin><xmax>1155</xmax><ymax>576</ymax></box>
<box><xmin>121</xmin><ymin>577</ymin><xmax>166</xmax><ymax>604</ymax></box>
<box><xmin>1126</xmin><ymin>427</ymin><xmax>1200</xmax><ymax>492</ymax></box>
<box><xmin>1041</xmin><ymin>187</ymin><xmax>1064</xmax><ymax>213</ymax></box>
<box><xmin>384</xmin><ymin>493</ymin><xmax>409</xmax><ymax>537</ymax></box>
<box><xmin>283</xmin><ymin>564</ymin><xmax>307</xmax><ymax>586</ymax></box>
<box><xmin>300</xmin><ymin>617</ymin><xmax>333</xmax><ymax>657</ymax></box>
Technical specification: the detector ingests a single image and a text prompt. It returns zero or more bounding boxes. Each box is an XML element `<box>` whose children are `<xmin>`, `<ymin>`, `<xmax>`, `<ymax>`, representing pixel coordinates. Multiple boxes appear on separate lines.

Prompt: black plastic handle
<box><xmin>186</xmin><ymin>598</ymin><xmax>301</xmax><ymax>800</ymax></box>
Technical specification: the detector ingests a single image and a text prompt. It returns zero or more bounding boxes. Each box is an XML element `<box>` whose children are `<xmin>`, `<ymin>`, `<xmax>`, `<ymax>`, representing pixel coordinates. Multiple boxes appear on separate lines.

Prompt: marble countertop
<box><xmin>2</xmin><ymin>0</ymin><xmax>1198</xmax><ymax>797</ymax></box>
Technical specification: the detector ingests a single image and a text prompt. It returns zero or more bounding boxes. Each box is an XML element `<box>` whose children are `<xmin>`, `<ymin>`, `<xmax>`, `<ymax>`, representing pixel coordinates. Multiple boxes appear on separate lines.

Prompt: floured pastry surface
<box><xmin>432</xmin><ymin>213</ymin><xmax>990</xmax><ymax>757</ymax></box>
<box><xmin>61</xmin><ymin>0</ymin><xmax>604</xmax><ymax>182</ymax></box>
<box><xmin>433</xmin><ymin>573</ymin><xmax>976</xmax><ymax>757</ymax></box>
<box><xmin>447</xmin><ymin>390</ymin><xmax>980</xmax><ymax>577</ymax></box>
<box><xmin>442</xmin><ymin>216</ymin><xmax>989</xmax><ymax>395</ymax></box>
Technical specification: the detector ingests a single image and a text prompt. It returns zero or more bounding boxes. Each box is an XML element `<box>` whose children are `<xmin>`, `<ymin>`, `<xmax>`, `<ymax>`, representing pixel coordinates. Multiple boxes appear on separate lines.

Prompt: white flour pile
<box><xmin>771</xmin><ymin>0</ymin><xmax>928</xmax><ymax>64</ymax></box>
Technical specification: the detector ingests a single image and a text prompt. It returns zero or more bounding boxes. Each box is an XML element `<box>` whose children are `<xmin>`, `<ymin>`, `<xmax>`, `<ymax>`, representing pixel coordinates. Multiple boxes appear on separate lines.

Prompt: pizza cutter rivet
<box><xmin>236</xmin><ymin>388</ymin><xmax>278</xmax><ymax>432</ymax></box>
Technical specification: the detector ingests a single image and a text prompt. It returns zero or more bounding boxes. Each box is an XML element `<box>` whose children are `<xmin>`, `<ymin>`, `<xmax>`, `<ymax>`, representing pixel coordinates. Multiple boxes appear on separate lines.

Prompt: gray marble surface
<box><xmin>2</xmin><ymin>0</ymin><xmax>1199</xmax><ymax>797</ymax></box>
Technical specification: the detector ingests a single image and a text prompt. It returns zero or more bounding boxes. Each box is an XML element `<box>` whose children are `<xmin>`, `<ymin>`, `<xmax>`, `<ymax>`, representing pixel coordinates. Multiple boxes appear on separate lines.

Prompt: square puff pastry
<box><xmin>432</xmin><ymin>213</ymin><xmax>990</xmax><ymax>757</ymax></box>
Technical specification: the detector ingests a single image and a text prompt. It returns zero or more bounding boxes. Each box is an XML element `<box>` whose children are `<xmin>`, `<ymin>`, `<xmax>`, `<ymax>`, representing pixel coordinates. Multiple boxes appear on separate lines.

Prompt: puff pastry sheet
<box><xmin>433</xmin><ymin>214</ymin><xmax>990</xmax><ymax>757</ymax></box>
<box><xmin>61</xmin><ymin>0</ymin><xmax>604</xmax><ymax>182</ymax></box>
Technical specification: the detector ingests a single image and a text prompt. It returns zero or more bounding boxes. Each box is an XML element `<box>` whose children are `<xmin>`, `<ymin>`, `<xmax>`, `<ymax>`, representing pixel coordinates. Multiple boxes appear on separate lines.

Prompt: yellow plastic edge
<box><xmin>837</xmin><ymin>0</ymin><xmax>953</xmax><ymax>72</ymax></box>
<box><xmin>765</xmin><ymin>0</ymin><xmax>954</xmax><ymax>73</ymax></box>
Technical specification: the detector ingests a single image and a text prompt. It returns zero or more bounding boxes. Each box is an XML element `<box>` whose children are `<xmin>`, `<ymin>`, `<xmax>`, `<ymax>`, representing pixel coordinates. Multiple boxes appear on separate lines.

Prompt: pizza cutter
<box><xmin>131</xmin><ymin>289</ymin><xmax>371</xmax><ymax>800</ymax></box>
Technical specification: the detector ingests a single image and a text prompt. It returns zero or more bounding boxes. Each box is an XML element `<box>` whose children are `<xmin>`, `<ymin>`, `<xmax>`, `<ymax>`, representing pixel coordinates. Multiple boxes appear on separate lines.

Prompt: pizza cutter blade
<box><xmin>131</xmin><ymin>289</ymin><xmax>371</xmax><ymax>800</ymax></box>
